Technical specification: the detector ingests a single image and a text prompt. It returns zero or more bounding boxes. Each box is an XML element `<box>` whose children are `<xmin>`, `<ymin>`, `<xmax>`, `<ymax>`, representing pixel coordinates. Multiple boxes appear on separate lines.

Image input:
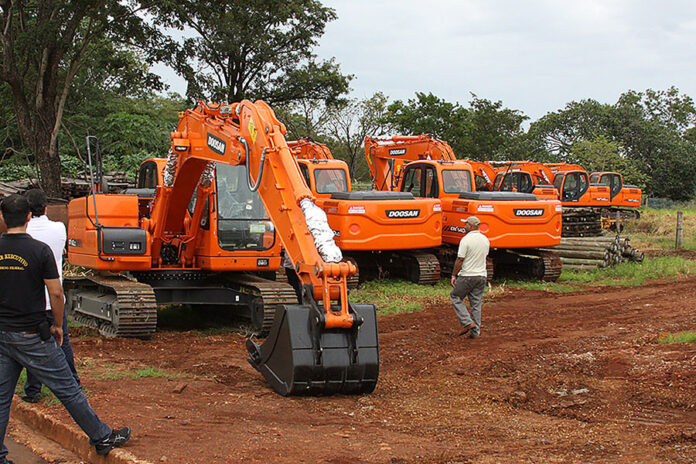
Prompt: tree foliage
<box><xmin>159</xmin><ymin>0</ymin><xmax>351</xmax><ymax>105</ymax></box>
<box><xmin>384</xmin><ymin>92</ymin><xmax>528</xmax><ymax>160</ymax></box>
<box><xmin>529</xmin><ymin>87</ymin><xmax>696</xmax><ymax>200</ymax></box>
<box><xmin>0</xmin><ymin>0</ymin><xmax>168</xmax><ymax>196</ymax></box>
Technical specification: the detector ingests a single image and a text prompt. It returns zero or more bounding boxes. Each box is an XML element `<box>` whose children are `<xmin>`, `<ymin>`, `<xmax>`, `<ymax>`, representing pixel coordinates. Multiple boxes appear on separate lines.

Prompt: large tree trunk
<box><xmin>11</xmin><ymin>98</ymin><xmax>64</xmax><ymax>198</ymax></box>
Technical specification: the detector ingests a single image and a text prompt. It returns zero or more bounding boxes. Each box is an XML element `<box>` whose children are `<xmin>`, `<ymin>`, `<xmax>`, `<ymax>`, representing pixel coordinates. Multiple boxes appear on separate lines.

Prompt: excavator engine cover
<box><xmin>246</xmin><ymin>304</ymin><xmax>379</xmax><ymax>396</ymax></box>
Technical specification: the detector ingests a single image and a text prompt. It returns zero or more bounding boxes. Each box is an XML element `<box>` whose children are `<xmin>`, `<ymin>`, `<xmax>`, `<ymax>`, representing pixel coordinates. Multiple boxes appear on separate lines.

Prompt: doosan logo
<box><xmin>388</xmin><ymin>148</ymin><xmax>407</xmax><ymax>156</ymax></box>
<box><xmin>386</xmin><ymin>209</ymin><xmax>420</xmax><ymax>218</ymax></box>
<box><xmin>207</xmin><ymin>134</ymin><xmax>226</xmax><ymax>155</ymax></box>
<box><xmin>514</xmin><ymin>208</ymin><xmax>545</xmax><ymax>217</ymax></box>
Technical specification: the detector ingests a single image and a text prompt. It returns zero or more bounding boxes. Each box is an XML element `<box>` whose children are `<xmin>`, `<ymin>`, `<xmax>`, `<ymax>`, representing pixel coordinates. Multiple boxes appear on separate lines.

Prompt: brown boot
<box><xmin>458</xmin><ymin>323</ymin><xmax>476</xmax><ymax>336</ymax></box>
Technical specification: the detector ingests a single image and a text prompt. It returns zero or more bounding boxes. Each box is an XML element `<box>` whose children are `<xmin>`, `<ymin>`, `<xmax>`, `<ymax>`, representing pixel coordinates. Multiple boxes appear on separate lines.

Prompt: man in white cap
<box><xmin>450</xmin><ymin>216</ymin><xmax>490</xmax><ymax>338</ymax></box>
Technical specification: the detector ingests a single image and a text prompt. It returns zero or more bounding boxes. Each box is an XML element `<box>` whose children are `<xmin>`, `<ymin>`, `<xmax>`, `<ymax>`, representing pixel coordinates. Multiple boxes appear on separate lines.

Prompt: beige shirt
<box><xmin>457</xmin><ymin>230</ymin><xmax>490</xmax><ymax>277</ymax></box>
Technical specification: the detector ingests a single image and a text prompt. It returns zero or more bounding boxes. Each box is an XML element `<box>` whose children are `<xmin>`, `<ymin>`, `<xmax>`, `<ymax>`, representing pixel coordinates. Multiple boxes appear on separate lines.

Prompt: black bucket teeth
<box><xmin>247</xmin><ymin>304</ymin><xmax>379</xmax><ymax>396</ymax></box>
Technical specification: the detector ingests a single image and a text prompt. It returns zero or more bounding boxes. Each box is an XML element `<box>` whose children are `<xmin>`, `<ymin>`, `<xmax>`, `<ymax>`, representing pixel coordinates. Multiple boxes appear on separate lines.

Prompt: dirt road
<box><xmin>36</xmin><ymin>277</ymin><xmax>696</xmax><ymax>463</ymax></box>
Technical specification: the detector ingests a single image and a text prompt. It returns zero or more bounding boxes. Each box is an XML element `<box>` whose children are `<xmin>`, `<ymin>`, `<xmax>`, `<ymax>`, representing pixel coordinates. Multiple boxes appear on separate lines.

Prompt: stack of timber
<box><xmin>540</xmin><ymin>235</ymin><xmax>644</xmax><ymax>271</ymax></box>
<box><xmin>0</xmin><ymin>173</ymin><xmax>132</xmax><ymax>199</ymax></box>
<box><xmin>562</xmin><ymin>208</ymin><xmax>603</xmax><ymax>237</ymax></box>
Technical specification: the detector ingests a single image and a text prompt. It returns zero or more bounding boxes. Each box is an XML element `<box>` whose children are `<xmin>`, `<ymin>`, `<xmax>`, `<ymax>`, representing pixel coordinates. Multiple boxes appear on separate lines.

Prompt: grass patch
<box><xmin>350</xmin><ymin>278</ymin><xmax>452</xmax><ymax>314</ymax></box>
<box><xmin>502</xmin><ymin>280</ymin><xmax>583</xmax><ymax>293</ymax></box>
<box><xmin>624</xmin><ymin>207</ymin><xmax>696</xmax><ymax>251</ymax></box>
<box><xmin>89</xmin><ymin>365</ymin><xmax>186</xmax><ymax>381</ymax></box>
<box><xmin>657</xmin><ymin>331</ymin><xmax>696</xmax><ymax>344</ymax></box>
<box><xmin>558</xmin><ymin>256</ymin><xmax>696</xmax><ymax>286</ymax></box>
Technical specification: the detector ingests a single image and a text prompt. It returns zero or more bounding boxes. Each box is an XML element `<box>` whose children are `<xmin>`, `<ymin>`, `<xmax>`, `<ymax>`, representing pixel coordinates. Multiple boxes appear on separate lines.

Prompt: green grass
<box><xmin>89</xmin><ymin>365</ymin><xmax>186</xmax><ymax>381</ymax></box>
<box><xmin>557</xmin><ymin>256</ymin><xmax>696</xmax><ymax>287</ymax></box>
<box><xmin>657</xmin><ymin>331</ymin><xmax>696</xmax><ymax>344</ymax></box>
<box><xmin>350</xmin><ymin>278</ymin><xmax>452</xmax><ymax>314</ymax></box>
<box><xmin>502</xmin><ymin>280</ymin><xmax>583</xmax><ymax>293</ymax></box>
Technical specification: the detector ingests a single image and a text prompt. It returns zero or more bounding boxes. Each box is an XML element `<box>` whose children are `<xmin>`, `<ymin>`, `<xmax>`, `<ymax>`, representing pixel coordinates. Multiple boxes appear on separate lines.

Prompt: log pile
<box><xmin>0</xmin><ymin>173</ymin><xmax>133</xmax><ymax>199</ymax></box>
<box><xmin>562</xmin><ymin>207</ymin><xmax>603</xmax><ymax>237</ymax></box>
<box><xmin>540</xmin><ymin>235</ymin><xmax>644</xmax><ymax>271</ymax></box>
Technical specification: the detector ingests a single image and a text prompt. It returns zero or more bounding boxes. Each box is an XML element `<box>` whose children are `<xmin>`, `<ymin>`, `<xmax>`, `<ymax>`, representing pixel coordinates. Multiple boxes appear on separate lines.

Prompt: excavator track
<box><xmin>64</xmin><ymin>275</ymin><xmax>158</xmax><ymax>339</ymax></box>
<box><xmin>222</xmin><ymin>274</ymin><xmax>298</xmax><ymax>336</ymax></box>
<box><xmin>533</xmin><ymin>250</ymin><xmax>563</xmax><ymax>282</ymax></box>
<box><xmin>407</xmin><ymin>252</ymin><xmax>441</xmax><ymax>285</ymax></box>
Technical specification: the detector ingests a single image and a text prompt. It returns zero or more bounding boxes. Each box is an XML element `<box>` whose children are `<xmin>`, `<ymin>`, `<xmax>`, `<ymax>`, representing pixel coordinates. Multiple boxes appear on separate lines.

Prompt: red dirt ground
<box><xmin>26</xmin><ymin>277</ymin><xmax>696</xmax><ymax>463</ymax></box>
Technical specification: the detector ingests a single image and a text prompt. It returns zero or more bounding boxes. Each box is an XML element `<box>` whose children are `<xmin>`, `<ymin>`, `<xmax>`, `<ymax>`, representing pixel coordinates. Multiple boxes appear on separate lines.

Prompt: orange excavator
<box><xmin>548</xmin><ymin>163</ymin><xmax>642</xmax><ymax>215</ymax></box>
<box><xmin>364</xmin><ymin>134</ymin><xmax>563</xmax><ymax>281</ymax></box>
<box><xmin>65</xmin><ymin>101</ymin><xmax>379</xmax><ymax>396</ymax></box>
<box><xmin>490</xmin><ymin>161</ymin><xmax>614</xmax><ymax>236</ymax></box>
<box><xmin>288</xmin><ymin>138</ymin><xmax>442</xmax><ymax>285</ymax></box>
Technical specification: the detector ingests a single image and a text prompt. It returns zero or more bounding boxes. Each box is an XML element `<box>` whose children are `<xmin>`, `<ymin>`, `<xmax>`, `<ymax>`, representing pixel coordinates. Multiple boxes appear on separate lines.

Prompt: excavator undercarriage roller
<box><xmin>346</xmin><ymin>251</ymin><xmax>440</xmax><ymax>286</ymax></box>
<box><xmin>489</xmin><ymin>249</ymin><xmax>562</xmax><ymax>282</ymax></box>
<box><xmin>64</xmin><ymin>275</ymin><xmax>158</xmax><ymax>339</ymax></box>
<box><xmin>246</xmin><ymin>298</ymin><xmax>379</xmax><ymax>396</ymax></box>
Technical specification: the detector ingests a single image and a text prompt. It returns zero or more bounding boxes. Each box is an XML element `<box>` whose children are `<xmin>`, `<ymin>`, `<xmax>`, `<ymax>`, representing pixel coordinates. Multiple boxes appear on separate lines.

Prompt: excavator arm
<box><xmin>364</xmin><ymin>134</ymin><xmax>458</xmax><ymax>191</ymax></box>
<box><xmin>154</xmin><ymin>101</ymin><xmax>378</xmax><ymax>395</ymax></box>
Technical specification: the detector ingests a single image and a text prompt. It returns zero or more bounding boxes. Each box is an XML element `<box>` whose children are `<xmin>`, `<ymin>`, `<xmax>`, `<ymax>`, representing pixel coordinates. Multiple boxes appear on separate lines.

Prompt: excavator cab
<box><xmin>553</xmin><ymin>171</ymin><xmax>589</xmax><ymax>202</ymax></box>
<box><xmin>590</xmin><ymin>172</ymin><xmax>622</xmax><ymax>200</ymax></box>
<box><xmin>493</xmin><ymin>171</ymin><xmax>534</xmax><ymax>193</ymax></box>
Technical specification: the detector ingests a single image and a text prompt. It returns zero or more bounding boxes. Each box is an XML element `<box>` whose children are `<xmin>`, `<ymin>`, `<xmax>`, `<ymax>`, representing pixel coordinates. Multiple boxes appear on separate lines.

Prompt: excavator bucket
<box><xmin>246</xmin><ymin>304</ymin><xmax>379</xmax><ymax>396</ymax></box>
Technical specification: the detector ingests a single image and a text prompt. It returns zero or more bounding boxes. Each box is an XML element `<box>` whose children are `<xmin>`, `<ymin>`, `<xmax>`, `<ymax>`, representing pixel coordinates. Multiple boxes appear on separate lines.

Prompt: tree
<box><xmin>527</xmin><ymin>88</ymin><xmax>696</xmax><ymax>200</ymax></box>
<box><xmin>461</xmin><ymin>95</ymin><xmax>528</xmax><ymax>161</ymax></box>
<box><xmin>323</xmin><ymin>93</ymin><xmax>389</xmax><ymax>179</ymax></box>
<box><xmin>385</xmin><ymin>92</ymin><xmax>529</xmax><ymax>160</ymax></box>
<box><xmin>568</xmin><ymin>136</ymin><xmax>649</xmax><ymax>188</ymax></box>
<box><xmin>160</xmin><ymin>0</ymin><xmax>351</xmax><ymax>105</ymax></box>
<box><xmin>0</xmin><ymin>1</ymin><xmax>168</xmax><ymax>197</ymax></box>
<box><xmin>385</xmin><ymin>92</ymin><xmax>470</xmax><ymax>153</ymax></box>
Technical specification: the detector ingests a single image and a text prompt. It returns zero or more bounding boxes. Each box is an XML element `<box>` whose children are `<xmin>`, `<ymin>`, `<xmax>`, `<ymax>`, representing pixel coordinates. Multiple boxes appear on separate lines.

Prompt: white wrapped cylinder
<box><xmin>163</xmin><ymin>149</ymin><xmax>178</xmax><ymax>187</ymax></box>
<box><xmin>299</xmin><ymin>198</ymin><xmax>343</xmax><ymax>263</ymax></box>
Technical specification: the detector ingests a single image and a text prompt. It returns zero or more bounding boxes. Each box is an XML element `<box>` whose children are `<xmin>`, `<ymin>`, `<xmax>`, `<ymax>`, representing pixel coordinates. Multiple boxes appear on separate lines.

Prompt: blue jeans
<box><xmin>0</xmin><ymin>329</ymin><xmax>111</xmax><ymax>461</ymax></box>
<box><xmin>25</xmin><ymin>311</ymin><xmax>80</xmax><ymax>396</ymax></box>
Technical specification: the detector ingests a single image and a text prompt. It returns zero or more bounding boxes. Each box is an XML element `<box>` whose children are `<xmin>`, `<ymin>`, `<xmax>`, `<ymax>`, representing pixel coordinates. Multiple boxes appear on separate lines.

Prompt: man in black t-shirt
<box><xmin>0</xmin><ymin>195</ymin><xmax>131</xmax><ymax>464</ymax></box>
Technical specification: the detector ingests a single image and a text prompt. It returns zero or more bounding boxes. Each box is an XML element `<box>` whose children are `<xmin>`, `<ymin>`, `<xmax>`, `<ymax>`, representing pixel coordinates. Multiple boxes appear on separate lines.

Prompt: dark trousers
<box><xmin>0</xmin><ymin>330</ymin><xmax>111</xmax><ymax>460</ymax></box>
<box><xmin>25</xmin><ymin>311</ymin><xmax>80</xmax><ymax>396</ymax></box>
<box><xmin>285</xmin><ymin>267</ymin><xmax>303</xmax><ymax>302</ymax></box>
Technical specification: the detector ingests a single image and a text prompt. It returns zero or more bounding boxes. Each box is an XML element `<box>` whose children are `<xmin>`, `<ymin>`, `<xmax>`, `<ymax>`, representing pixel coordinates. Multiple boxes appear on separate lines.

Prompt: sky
<box><xmin>157</xmin><ymin>0</ymin><xmax>696</xmax><ymax>121</ymax></box>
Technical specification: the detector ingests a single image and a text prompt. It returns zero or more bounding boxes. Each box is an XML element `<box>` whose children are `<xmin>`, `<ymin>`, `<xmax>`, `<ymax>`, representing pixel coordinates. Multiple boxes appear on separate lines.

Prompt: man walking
<box><xmin>450</xmin><ymin>216</ymin><xmax>490</xmax><ymax>338</ymax></box>
<box><xmin>22</xmin><ymin>189</ymin><xmax>81</xmax><ymax>403</ymax></box>
<box><xmin>0</xmin><ymin>195</ymin><xmax>130</xmax><ymax>464</ymax></box>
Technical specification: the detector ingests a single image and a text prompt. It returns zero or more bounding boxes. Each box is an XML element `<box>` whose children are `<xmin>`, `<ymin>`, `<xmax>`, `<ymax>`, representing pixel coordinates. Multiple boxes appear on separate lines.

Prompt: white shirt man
<box><xmin>27</xmin><ymin>214</ymin><xmax>66</xmax><ymax>310</ymax></box>
<box><xmin>450</xmin><ymin>216</ymin><xmax>490</xmax><ymax>338</ymax></box>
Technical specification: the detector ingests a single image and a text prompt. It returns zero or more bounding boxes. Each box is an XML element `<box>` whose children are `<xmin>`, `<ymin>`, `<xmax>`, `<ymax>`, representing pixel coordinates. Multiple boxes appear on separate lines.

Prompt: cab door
<box><xmin>555</xmin><ymin>172</ymin><xmax>589</xmax><ymax>202</ymax></box>
<box><xmin>401</xmin><ymin>164</ymin><xmax>439</xmax><ymax>198</ymax></box>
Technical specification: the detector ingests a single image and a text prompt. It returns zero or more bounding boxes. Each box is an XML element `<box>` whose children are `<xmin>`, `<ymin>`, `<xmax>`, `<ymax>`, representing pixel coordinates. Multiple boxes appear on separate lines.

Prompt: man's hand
<box><xmin>451</xmin><ymin>275</ymin><xmax>457</xmax><ymax>287</ymax></box>
<box><xmin>50</xmin><ymin>325</ymin><xmax>63</xmax><ymax>345</ymax></box>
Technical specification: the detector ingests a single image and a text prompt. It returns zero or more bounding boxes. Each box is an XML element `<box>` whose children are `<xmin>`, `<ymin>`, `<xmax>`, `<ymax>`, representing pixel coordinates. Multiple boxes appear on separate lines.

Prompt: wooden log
<box><xmin>559</xmin><ymin>257</ymin><xmax>607</xmax><ymax>266</ymax></box>
<box><xmin>563</xmin><ymin>264</ymin><xmax>600</xmax><ymax>271</ymax></box>
<box><xmin>552</xmin><ymin>250</ymin><xmax>610</xmax><ymax>259</ymax></box>
<box><xmin>544</xmin><ymin>245</ymin><xmax>613</xmax><ymax>252</ymax></box>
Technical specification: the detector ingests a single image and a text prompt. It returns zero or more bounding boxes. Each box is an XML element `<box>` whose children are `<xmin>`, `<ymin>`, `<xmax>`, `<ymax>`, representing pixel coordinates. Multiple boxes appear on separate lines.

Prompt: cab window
<box><xmin>298</xmin><ymin>163</ymin><xmax>311</xmax><ymax>188</ymax></box>
<box><xmin>400</xmin><ymin>165</ymin><xmax>439</xmax><ymax>198</ymax></box>
<box><xmin>314</xmin><ymin>169</ymin><xmax>348</xmax><ymax>194</ymax></box>
<box><xmin>442</xmin><ymin>170</ymin><xmax>473</xmax><ymax>193</ymax></box>
<box><xmin>215</xmin><ymin>164</ymin><xmax>275</xmax><ymax>251</ymax></box>
<box><xmin>137</xmin><ymin>161</ymin><xmax>158</xmax><ymax>189</ymax></box>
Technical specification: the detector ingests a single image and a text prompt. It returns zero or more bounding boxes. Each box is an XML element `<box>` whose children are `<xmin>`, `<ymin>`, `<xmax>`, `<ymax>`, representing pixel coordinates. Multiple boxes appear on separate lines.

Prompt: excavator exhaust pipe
<box><xmin>246</xmin><ymin>303</ymin><xmax>379</xmax><ymax>396</ymax></box>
